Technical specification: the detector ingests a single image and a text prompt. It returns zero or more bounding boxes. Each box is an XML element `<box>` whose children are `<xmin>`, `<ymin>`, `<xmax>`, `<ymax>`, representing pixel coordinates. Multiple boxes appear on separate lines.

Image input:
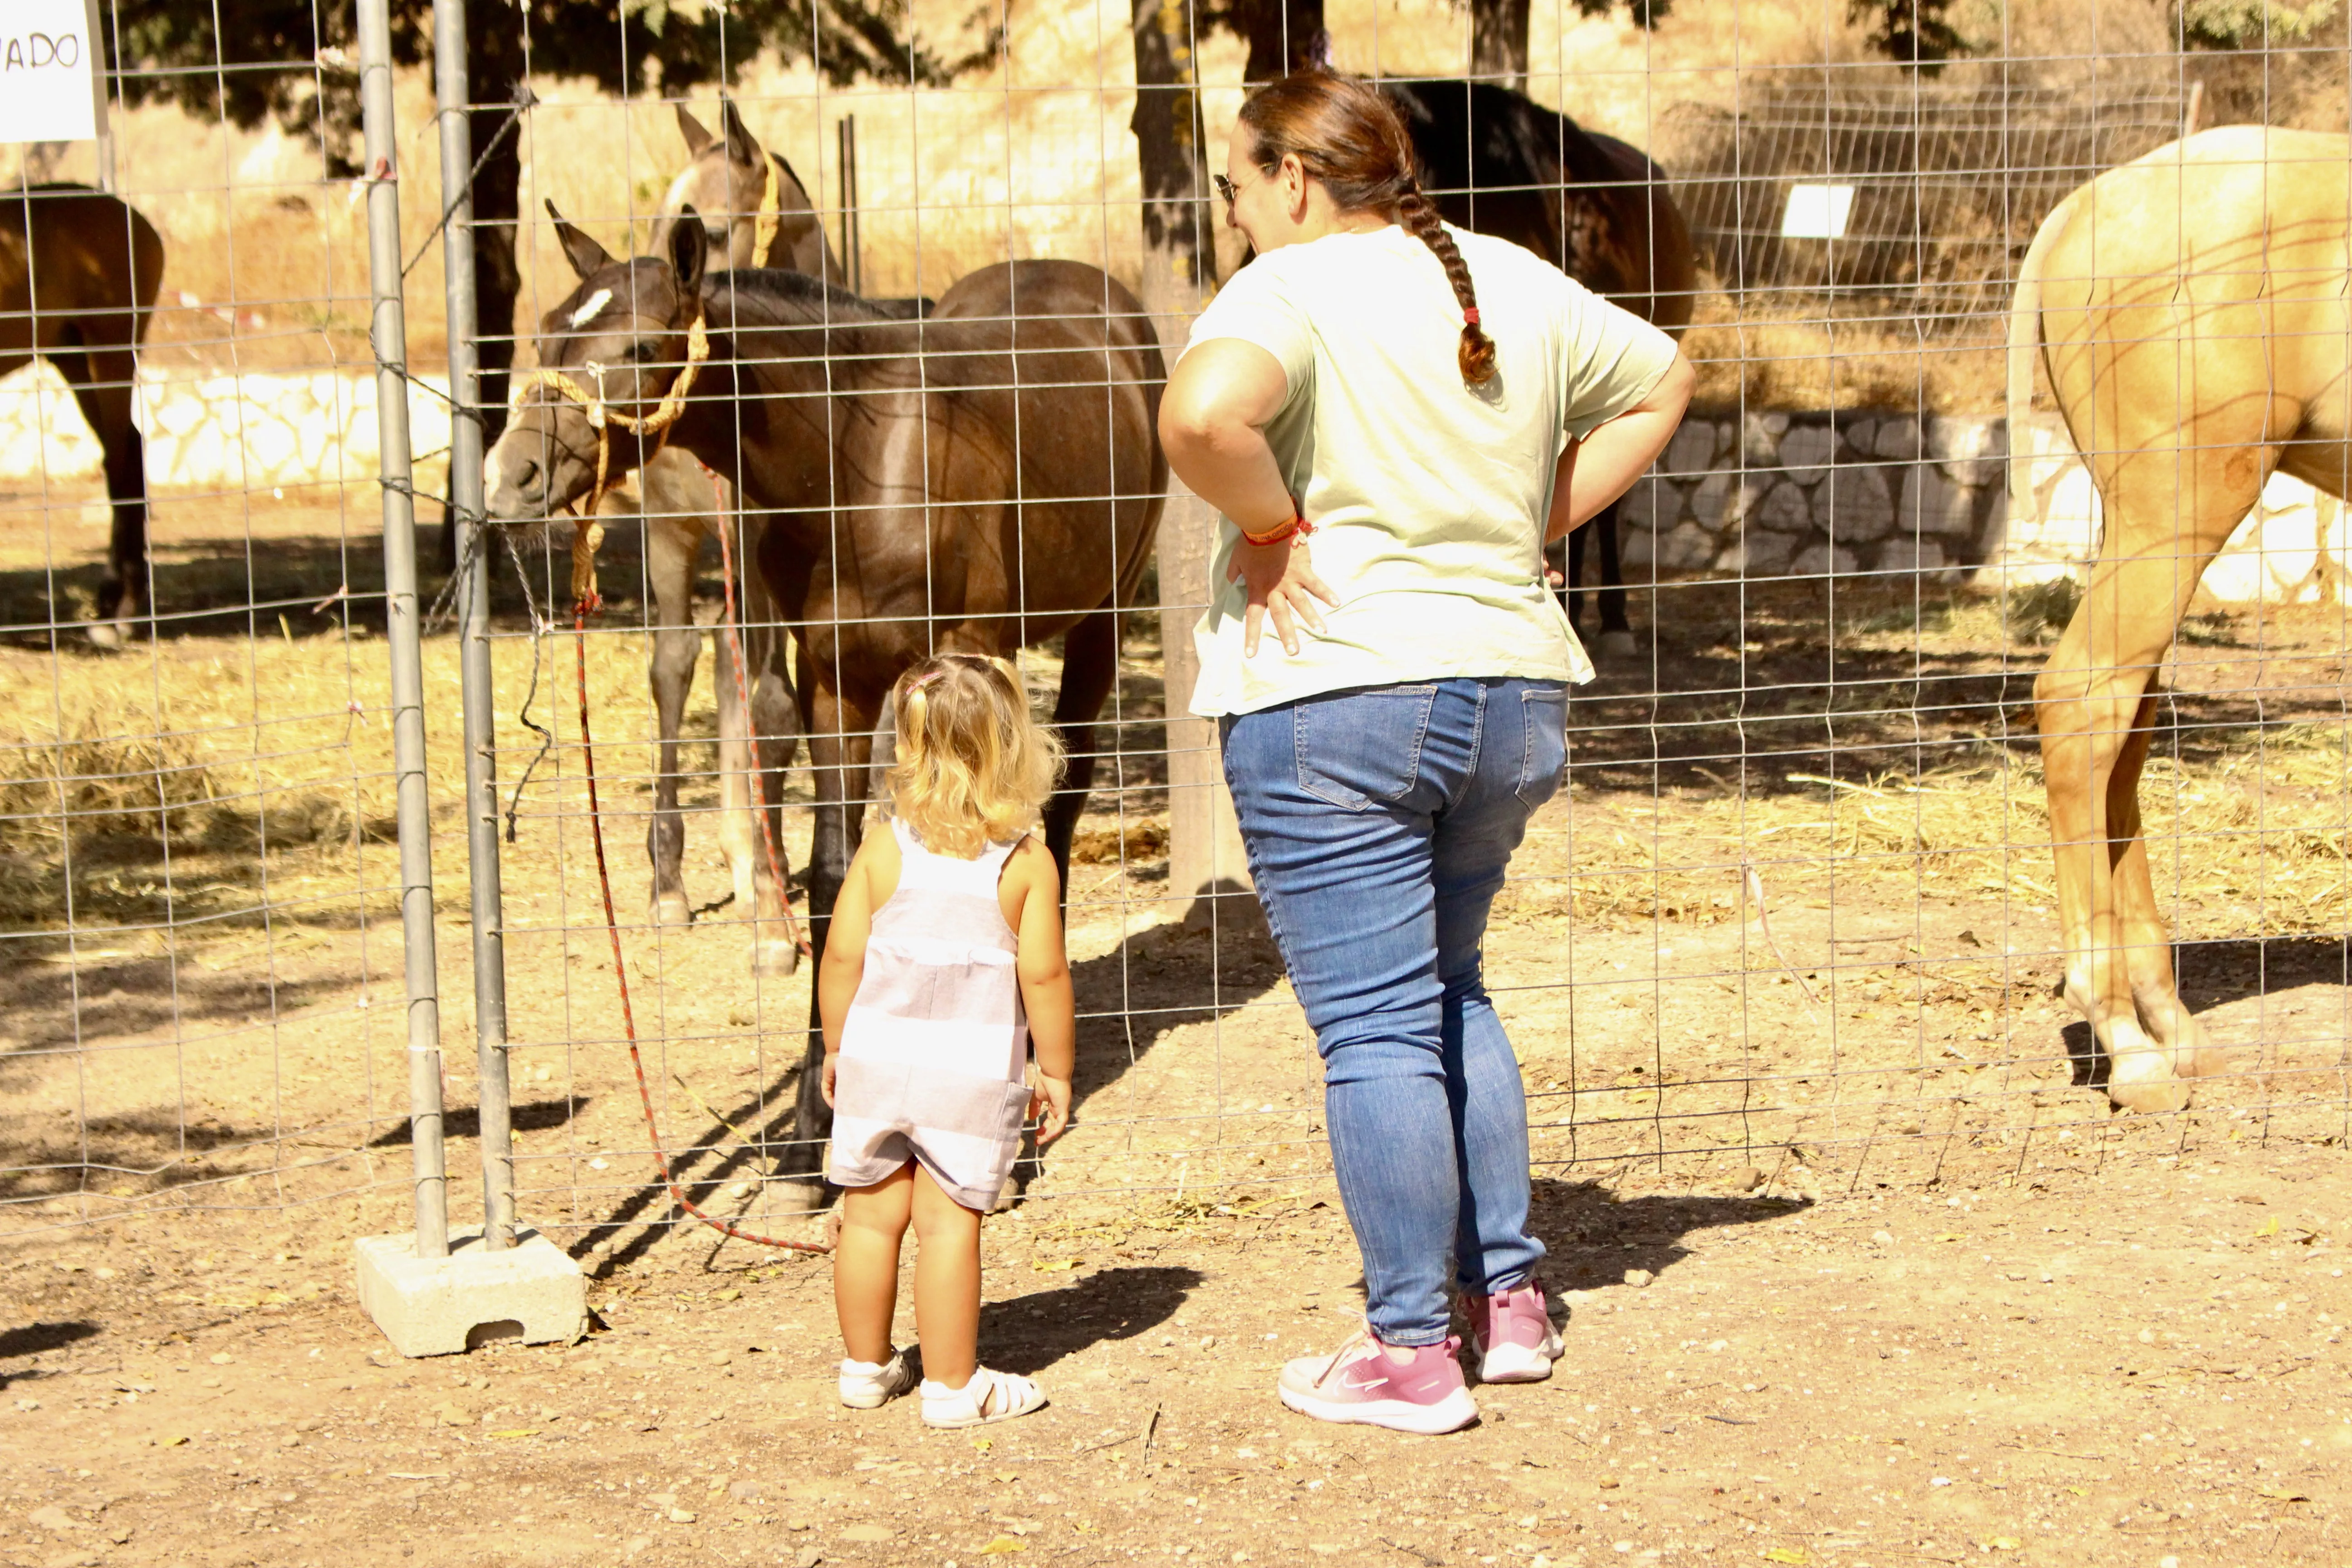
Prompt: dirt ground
<box><xmin>3</xmin><ymin>1132</ymin><xmax>2348</xmax><ymax>1568</ymax></box>
<box><xmin>5</xmin><ymin>488</ymin><xmax>2352</xmax><ymax>1566</ymax></box>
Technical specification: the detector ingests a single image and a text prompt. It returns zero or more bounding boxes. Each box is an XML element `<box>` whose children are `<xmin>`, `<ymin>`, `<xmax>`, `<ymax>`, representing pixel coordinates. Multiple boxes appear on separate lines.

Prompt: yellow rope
<box><xmin>511</xmin><ymin>309</ymin><xmax>711</xmax><ymax>608</ymax></box>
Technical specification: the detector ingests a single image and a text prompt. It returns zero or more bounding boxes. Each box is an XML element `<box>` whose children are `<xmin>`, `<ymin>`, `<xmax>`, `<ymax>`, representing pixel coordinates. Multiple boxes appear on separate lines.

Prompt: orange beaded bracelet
<box><xmin>1239</xmin><ymin>514</ymin><xmax>1314</xmax><ymax>547</ymax></box>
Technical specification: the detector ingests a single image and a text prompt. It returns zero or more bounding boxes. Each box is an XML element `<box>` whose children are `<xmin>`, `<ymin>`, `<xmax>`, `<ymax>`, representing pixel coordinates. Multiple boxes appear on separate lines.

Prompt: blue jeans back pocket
<box><xmin>1515</xmin><ymin>686</ymin><xmax>1568</xmax><ymax>808</ymax></box>
<box><xmin>1294</xmin><ymin>686</ymin><xmax>1437</xmax><ymax>811</ymax></box>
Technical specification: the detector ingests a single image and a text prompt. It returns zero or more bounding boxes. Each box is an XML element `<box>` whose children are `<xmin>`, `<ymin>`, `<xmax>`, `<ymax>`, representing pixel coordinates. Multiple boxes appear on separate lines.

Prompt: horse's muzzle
<box><xmin>485</xmin><ymin>427</ymin><xmax>562</xmax><ymax>523</ymax></box>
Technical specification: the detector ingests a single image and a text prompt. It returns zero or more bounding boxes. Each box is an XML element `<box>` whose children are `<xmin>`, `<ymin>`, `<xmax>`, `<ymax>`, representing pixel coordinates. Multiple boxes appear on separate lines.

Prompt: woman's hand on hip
<box><xmin>1227</xmin><ymin>533</ymin><xmax>1339</xmax><ymax>657</ymax></box>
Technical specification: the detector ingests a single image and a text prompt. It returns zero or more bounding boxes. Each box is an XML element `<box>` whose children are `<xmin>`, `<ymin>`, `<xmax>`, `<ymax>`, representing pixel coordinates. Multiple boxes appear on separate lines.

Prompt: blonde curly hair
<box><xmin>884</xmin><ymin>653</ymin><xmax>1064</xmax><ymax>858</ymax></box>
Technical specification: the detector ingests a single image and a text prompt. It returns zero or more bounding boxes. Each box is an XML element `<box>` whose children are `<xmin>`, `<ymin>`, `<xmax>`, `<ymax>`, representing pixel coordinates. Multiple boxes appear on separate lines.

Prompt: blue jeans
<box><xmin>1221</xmin><ymin>677</ymin><xmax>1568</xmax><ymax>1346</ymax></box>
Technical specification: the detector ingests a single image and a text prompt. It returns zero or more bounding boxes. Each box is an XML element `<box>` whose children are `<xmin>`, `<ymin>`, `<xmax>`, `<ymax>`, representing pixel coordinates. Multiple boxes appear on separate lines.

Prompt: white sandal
<box><xmin>920</xmin><ymin>1366</ymin><xmax>1047</xmax><ymax>1428</ymax></box>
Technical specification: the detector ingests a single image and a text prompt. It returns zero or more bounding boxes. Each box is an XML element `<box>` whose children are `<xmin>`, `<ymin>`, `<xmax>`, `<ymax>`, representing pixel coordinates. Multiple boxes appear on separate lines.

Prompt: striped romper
<box><xmin>826</xmin><ymin>819</ymin><xmax>1034</xmax><ymax>1210</ymax></box>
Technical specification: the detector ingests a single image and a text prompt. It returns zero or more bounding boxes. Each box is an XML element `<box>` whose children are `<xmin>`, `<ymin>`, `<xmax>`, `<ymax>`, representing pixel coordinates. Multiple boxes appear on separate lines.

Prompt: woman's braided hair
<box><xmin>1236</xmin><ymin>70</ymin><xmax>1497</xmax><ymax>386</ymax></box>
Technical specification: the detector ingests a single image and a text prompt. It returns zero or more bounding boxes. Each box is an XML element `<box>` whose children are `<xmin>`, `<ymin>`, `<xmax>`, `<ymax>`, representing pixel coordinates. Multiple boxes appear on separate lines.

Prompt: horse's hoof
<box><xmin>766</xmin><ymin>1179</ymin><xmax>826</xmax><ymax>1218</ymax></box>
<box><xmin>2107</xmin><ymin>1049</ymin><xmax>2191</xmax><ymax>1113</ymax></box>
<box><xmin>650</xmin><ymin>892</ymin><xmax>694</xmax><ymax>927</ymax></box>
<box><xmin>2184</xmin><ymin>1044</ymin><xmax>2236</xmax><ymax>1079</ymax></box>
<box><xmin>1597</xmin><ymin>630</ymin><xmax>1638</xmax><ymax>661</ymax></box>
<box><xmin>754</xmin><ymin>938</ymin><xmax>801</xmax><ymax>978</ymax></box>
<box><xmin>85</xmin><ymin>620</ymin><xmax>123</xmax><ymax>651</ymax></box>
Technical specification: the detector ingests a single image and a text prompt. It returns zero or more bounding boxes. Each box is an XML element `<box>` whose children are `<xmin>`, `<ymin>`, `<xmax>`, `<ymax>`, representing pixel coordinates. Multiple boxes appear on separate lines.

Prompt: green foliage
<box><xmin>104</xmin><ymin>0</ymin><xmax>996</xmax><ymax>171</ymax></box>
<box><xmin>1847</xmin><ymin>0</ymin><xmax>1965</xmax><ymax>69</ymax></box>
<box><xmin>2179</xmin><ymin>0</ymin><xmax>2341</xmax><ymax>46</ymax></box>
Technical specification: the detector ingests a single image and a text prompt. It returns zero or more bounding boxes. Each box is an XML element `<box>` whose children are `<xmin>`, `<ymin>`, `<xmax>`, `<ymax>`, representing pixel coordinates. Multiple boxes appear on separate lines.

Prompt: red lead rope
<box><xmin>570</xmin><ymin>598</ymin><xmax>830</xmax><ymax>1254</ymax></box>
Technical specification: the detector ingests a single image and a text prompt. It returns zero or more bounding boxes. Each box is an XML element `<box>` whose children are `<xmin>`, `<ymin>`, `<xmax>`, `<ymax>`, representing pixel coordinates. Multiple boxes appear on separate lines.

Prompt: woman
<box><xmin>1160</xmin><ymin>72</ymin><xmax>1693</xmax><ymax>1436</ymax></box>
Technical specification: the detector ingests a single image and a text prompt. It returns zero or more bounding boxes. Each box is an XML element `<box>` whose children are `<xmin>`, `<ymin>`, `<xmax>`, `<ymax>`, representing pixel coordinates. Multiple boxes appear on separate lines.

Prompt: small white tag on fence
<box><xmin>1780</xmin><ymin>183</ymin><xmax>1857</xmax><ymax>240</ymax></box>
<box><xmin>0</xmin><ymin>0</ymin><xmax>107</xmax><ymax>145</ymax></box>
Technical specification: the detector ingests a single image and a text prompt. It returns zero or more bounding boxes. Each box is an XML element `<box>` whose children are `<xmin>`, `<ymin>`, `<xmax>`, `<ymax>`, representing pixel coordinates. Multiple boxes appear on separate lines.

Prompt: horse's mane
<box><xmin>704</xmin><ymin>266</ymin><xmax>894</xmax><ymax>327</ymax></box>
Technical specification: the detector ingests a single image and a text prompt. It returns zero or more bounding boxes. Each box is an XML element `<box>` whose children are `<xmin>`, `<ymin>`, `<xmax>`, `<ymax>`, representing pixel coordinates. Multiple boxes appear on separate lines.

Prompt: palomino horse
<box><xmin>2009</xmin><ymin>126</ymin><xmax>2351</xmax><ymax>1112</ymax></box>
<box><xmin>3</xmin><ymin>185</ymin><xmax>165</xmax><ymax>647</ymax></box>
<box><xmin>485</xmin><ymin>213</ymin><xmax>1166</xmax><ymax>1191</ymax></box>
<box><xmin>1384</xmin><ymin>80</ymin><xmax>1697</xmax><ymax>659</ymax></box>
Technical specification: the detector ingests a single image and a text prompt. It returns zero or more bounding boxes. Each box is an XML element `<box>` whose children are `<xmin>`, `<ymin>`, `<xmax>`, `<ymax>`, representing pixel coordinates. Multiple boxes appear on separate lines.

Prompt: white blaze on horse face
<box><xmin>568</xmin><ymin>289</ymin><xmax>613</xmax><ymax>331</ymax></box>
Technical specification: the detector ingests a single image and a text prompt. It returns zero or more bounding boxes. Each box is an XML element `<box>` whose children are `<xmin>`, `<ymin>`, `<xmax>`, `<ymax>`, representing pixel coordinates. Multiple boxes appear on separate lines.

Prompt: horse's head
<box><xmin>485</xmin><ymin>201</ymin><xmax>708</xmax><ymax>524</ymax></box>
<box><xmin>652</xmin><ymin>97</ymin><xmax>768</xmax><ymax>270</ymax></box>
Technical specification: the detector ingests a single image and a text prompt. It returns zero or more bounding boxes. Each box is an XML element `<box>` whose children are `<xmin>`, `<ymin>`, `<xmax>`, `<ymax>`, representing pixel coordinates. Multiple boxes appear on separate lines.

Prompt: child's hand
<box><xmin>822</xmin><ymin>1053</ymin><xmax>838</xmax><ymax>1108</ymax></box>
<box><xmin>1029</xmin><ymin>1073</ymin><xmax>1072</xmax><ymax>1146</ymax></box>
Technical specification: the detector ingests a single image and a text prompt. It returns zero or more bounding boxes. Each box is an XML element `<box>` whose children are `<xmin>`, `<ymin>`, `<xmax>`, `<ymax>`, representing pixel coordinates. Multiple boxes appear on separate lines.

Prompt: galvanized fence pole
<box><xmin>358</xmin><ymin>0</ymin><xmax>449</xmax><ymax>1258</ymax></box>
<box><xmin>435</xmin><ymin>0</ymin><xmax>515</xmax><ymax>1251</ymax></box>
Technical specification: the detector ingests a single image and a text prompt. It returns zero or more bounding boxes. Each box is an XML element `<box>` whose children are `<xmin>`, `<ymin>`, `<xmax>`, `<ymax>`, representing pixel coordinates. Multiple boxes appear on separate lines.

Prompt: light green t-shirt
<box><xmin>1181</xmin><ymin>222</ymin><xmax>1678</xmax><ymax>719</ymax></box>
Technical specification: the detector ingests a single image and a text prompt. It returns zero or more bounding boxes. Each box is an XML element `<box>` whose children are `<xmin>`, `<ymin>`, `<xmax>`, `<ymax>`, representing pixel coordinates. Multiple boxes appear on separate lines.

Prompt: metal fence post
<box><xmin>358</xmin><ymin>0</ymin><xmax>448</xmax><ymax>1259</ymax></box>
<box><xmin>435</xmin><ymin>0</ymin><xmax>515</xmax><ymax>1252</ymax></box>
<box><xmin>837</xmin><ymin>114</ymin><xmax>860</xmax><ymax>295</ymax></box>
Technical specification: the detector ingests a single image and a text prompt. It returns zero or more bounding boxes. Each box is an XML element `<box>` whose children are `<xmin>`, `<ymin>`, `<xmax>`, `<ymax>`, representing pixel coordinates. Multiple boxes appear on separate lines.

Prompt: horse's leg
<box><xmin>775</xmin><ymin>671</ymin><xmax>868</xmax><ymax>1204</ymax></box>
<box><xmin>56</xmin><ymin>342</ymin><xmax>148</xmax><ymax>648</ymax></box>
<box><xmin>712</xmin><ymin>618</ymin><xmax>760</xmax><ymax>916</ymax></box>
<box><xmin>1042</xmin><ymin>606</ymin><xmax>1121</xmax><ymax>899</ymax></box>
<box><xmin>1592</xmin><ymin>502</ymin><xmax>1636</xmax><ymax>660</ymax></box>
<box><xmin>642</xmin><ymin>502</ymin><xmax>706</xmax><ymax>928</ymax></box>
<box><xmin>2038</xmin><ymin>462</ymin><xmax>2257</xmax><ymax>1112</ymax></box>
<box><xmin>2038</xmin><ymin>593</ymin><xmax>2176</xmax><ymax>1111</ymax></box>
<box><xmin>2101</xmin><ymin>688</ymin><xmax>2227</xmax><ymax>1081</ymax></box>
<box><xmin>746</xmin><ymin>625</ymin><xmax>804</xmax><ymax>976</ymax></box>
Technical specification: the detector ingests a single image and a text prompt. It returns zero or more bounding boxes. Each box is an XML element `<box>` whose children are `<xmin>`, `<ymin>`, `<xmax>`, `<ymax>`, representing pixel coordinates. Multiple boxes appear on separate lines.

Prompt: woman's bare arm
<box><xmin>1160</xmin><ymin>338</ymin><xmax>1339</xmax><ymax>658</ymax></box>
<box><xmin>1545</xmin><ymin>350</ymin><xmax>1696</xmax><ymax>544</ymax></box>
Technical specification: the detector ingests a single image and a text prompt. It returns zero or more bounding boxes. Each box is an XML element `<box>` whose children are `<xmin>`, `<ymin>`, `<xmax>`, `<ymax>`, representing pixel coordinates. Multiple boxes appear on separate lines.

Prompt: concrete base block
<box><xmin>353</xmin><ymin>1227</ymin><xmax>588</xmax><ymax>1358</ymax></box>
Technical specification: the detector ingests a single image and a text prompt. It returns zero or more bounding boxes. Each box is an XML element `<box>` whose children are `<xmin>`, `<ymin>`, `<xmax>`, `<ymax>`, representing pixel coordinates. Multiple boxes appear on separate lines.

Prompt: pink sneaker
<box><xmin>1465</xmin><ymin>1281</ymin><xmax>1563</xmax><ymax>1383</ymax></box>
<box><xmin>1278</xmin><ymin>1329</ymin><xmax>1478</xmax><ymax>1435</ymax></box>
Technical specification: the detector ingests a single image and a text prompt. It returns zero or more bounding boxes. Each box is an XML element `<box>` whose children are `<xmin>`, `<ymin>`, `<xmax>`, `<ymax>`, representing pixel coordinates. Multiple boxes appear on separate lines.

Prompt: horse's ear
<box><xmin>545</xmin><ymin>199</ymin><xmax>613</xmax><ymax>281</ymax></box>
<box><xmin>668</xmin><ymin>206</ymin><xmax>709</xmax><ymax>299</ymax></box>
<box><xmin>676</xmin><ymin>102</ymin><xmax>715</xmax><ymax>159</ymax></box>
<box><xmin>719</xmin><ymin>95</ymin><xmax>761</xmax><ymax>168</ymax></box>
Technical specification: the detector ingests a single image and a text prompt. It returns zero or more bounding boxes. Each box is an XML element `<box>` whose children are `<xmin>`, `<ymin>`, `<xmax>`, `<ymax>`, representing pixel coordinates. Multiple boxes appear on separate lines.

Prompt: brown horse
<box><xmin>485</xmin><ymin>212</ymin><xmax>1166</xmax><ymax>1192</ymax></box>
<box><xmin>2009</xmin><ymin>126</ymin><xmax>2351</xmax><ymax>1112</ymax></box>
<box><xmin>2</xmin><ymin>185</ymin><xmax>164</xmax><ymax>647</ymax></box>
<box><xmin>1383</xmin><ymin>80</ymin><xmax>1697</xmax><ymax>658</ymax></box>
<box><xmin>627</xmin><ymin>98</ymin><xmax>941</xmax><ymax>964</ymax></box>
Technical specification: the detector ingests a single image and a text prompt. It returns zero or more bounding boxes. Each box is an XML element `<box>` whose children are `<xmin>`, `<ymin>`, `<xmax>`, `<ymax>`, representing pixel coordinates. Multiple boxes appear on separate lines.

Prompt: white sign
<box><xmin>0</xmin><ymin>0</ymin><xmax>108</xmax><ymax>145</ymax></box>
<box><xmin>1781</xmin><ymin>183</ymin><xmax>1857</xmax><ymax>241</ymax></box>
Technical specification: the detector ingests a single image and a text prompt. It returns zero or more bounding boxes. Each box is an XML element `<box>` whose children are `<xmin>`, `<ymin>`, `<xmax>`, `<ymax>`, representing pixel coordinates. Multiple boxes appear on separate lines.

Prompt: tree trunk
<box><xmin>1133</xmin><ymin>0</ymin><xmax>1254</xmax><ymax>930</ymax></box>
<box><xmin>1471</xmin><ymin>0</ymin><xmax>1528</xmax><ymax>92</ymax></box>
<box><xmin>1131</xmin><ymin>0</ymin><xmax>1216</xmax><ymax>318</ymax></box>
<box><xmin>1228</xmin><ymin>0</ymin><xmax>1328</xmax><ymax>84</ymax></box>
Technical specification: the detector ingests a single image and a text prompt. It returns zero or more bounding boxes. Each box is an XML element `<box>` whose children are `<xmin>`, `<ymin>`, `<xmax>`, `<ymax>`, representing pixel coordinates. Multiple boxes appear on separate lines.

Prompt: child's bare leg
<box><xmin>835</xmin><ymin>1164</ymin><xmax>915</xmax><ymax>1364</ymax></box>
<box><xmin>909</xmin><ymin>1165</ymin><xmax>985</xmax><ymax>1389</ymax></box>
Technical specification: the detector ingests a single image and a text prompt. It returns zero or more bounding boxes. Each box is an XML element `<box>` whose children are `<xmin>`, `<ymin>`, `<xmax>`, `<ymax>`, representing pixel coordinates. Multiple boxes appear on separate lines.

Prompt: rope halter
<box><xmin>511</xmin><ymin>304</ymin><xmax>712</xmax><ymax>612</ymax></box>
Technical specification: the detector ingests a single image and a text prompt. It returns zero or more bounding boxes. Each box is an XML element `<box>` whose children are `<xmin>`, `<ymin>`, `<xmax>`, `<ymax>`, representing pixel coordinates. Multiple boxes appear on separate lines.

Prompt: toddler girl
<box><xmin>820</xmin><ymin>653</ymin><xmax>1076</xmax><ymax>1427</ymax></box>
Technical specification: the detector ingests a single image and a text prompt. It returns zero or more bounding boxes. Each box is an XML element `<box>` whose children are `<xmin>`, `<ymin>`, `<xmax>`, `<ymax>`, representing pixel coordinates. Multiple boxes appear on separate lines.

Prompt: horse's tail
<box><xmin>2007</xmin><ymin>190</ymin><xmax>2075</xmax><ymax>504</ymax></box>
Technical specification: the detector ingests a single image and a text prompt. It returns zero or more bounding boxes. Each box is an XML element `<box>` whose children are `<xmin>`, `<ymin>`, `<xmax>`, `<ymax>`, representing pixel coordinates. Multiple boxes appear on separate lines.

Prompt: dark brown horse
<box><xmin>1384</xmin><ymin>80</ymin><xmax>1696</xmax><ymax>658</ymax></box>
<box><xmin>3</xmin><ymin>185</ymin><xmax>164</xmax><ymax>647</ymax></box>
<box><xmin>485</xmin><ymin>213</ymin><xmax>1166</xmax><ymax>1195</ymax></box>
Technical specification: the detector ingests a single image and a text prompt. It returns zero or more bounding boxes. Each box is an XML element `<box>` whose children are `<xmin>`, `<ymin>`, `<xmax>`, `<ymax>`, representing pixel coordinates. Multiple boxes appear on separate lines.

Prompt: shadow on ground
<box><xmin>1531</xmin><ymin>1176</ymin><xmax>1809</xmax><ymax>1288</ymax></box>
<box><xmin>980</xmin><ymin>1264</ymin><xmax>1206</xmax><ymax>1377</ymax></box>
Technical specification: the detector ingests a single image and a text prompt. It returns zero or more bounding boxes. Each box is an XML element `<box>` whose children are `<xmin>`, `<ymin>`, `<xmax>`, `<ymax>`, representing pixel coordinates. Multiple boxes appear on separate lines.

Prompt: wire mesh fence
<box><xmin>0</xmin><ymin>48</ymin><xmax>453</xmax><ymax>1237</ymax></box>
<box><xmin>6</xmin><ymin>0</ymin><xmax>2350</xmax><ymax>1264</ymax></box>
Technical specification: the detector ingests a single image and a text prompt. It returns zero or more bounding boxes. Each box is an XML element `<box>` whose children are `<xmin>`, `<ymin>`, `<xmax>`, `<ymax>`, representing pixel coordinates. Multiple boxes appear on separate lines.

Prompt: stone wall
<box><xmin>1619</xmin><ymin>410</ymin><xmax>2008</xmax><ymax>583</ymax></box>
<box><xmin>1619</xmin><ymin>409</ymin><xmax>2345</xmax><ymax>607</ymax></box>
<box><xmin>7</xmin><ymin>360</ymin><xmax>2343</xmax><ymax>608</ymax></box>
<box><xmin>0</xmin><ymin>360</ymin><xmax>452</xmax><ymax>491</ymax></box>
